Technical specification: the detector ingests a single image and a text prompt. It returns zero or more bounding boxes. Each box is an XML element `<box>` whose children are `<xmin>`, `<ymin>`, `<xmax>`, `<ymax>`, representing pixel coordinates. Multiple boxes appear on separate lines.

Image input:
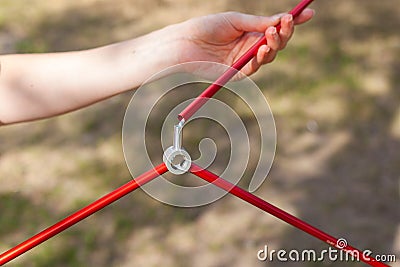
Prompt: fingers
<box><xmin>259</xmin><ymin>20</ymin><xmax>288</xmax><ymax>65</ymax></box>
<box><xmin>256</xmin><ymin>9</ymin><xmax>311</xmax><ymax>67</ymax></box>
<box><xmin>265</xmin><ymin>26</ymin><xmax>281</xmax><ymax>51</ymax></box>
<box><xmin>231</xmin><ymin>9</ymin><xmax>315</xmax><ymax>75</ymax></box>
<box><xmin>266</xmin><ymin>13</ymin><xmax>294</xmax><ymax>51</ymax></box>
<box><xmin>294</xmin><ymin>8</ymin><xmax>315</xmax><ymax>25</ymax></box>
<box><xmin>223</xmin><ymin>9</ymin><xmax>314</xmax><ymax>33</ymax></box>
<box><xmin>248</xmin><ymin>15</ymin><xmax>292</xmax><ymax>73</ymax></box>
<box><xmin>223</xmin><ymin>11</ymin><xmax>284</xmax><ymax>33</ymax></box>
<box><xmin>247</xmin><ymin>44</ymin><xmax>273</xmax><ymax>75</ymax></box>
<box><xmin>256</xmin><ymin>45</ymin><xmax>272</xmax><ymax>65</ymax></box>
<box><xmin>279</xmin><ymin>14</ymin><xmax>294</xmax><ymax>49</ymax></box>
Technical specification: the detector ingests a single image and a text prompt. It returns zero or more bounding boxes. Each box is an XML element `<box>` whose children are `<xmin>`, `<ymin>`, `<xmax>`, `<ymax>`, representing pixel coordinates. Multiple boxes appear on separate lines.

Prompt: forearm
<box><xmin>0</xmin><ymin>10</ymin><xmax>314</xmax><ymax>126</ymax></box>
<box><xmin>0</xmin><ymin>24</ymin><xmax>181</xmax><ymax>125</ymax></box>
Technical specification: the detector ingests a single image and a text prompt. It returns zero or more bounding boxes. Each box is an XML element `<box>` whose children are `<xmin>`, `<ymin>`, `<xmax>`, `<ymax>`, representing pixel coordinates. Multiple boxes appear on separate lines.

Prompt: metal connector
<box><xmin>163</xmin><ymin>119</ymin><xmax>191</xmax><ymax>175</ymax></box>
<box><xmin>173</xmin><ymin>119</ymin><xmax>185</xmax><ymax>150</ymax></box>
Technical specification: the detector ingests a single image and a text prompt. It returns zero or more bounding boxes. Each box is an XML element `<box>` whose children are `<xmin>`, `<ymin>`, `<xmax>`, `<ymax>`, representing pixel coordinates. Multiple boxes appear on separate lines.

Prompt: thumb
<box><xmin>223</xmin><ymin>12</ymin><xmax>284</xmax><ymax>33</ymax></box>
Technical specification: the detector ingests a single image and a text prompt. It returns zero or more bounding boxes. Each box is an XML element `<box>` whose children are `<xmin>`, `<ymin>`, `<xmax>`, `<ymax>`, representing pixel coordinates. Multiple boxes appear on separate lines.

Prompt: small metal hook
<box><xmin>173</xmin><ymin>118</ymin><xmax>185</xmax><ymax>150</ymax></box>
<box><xmin>163</xmin><ymin>118</ymin><xmax>191</xmax><ymax>175</ymax></box>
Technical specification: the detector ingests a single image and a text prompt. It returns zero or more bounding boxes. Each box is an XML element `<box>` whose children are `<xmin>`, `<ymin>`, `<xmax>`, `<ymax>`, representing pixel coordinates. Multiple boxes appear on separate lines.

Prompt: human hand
<box><xmin>176</xmin><ymin>9</ymin><xmax>314</xmax><ymax>77</ymax></box>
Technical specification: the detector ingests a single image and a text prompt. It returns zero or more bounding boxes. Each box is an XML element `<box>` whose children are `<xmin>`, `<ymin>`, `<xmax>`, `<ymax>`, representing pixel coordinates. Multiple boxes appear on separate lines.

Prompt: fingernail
<box><xmin>287</xmin><ymin>14</ymin><xmax>293</xmax><ymax>22</ymax></box>
<box><xmin>268</xmin><ymin>27</ymin><xmax>277</xmax><ymax>35</ymax></box>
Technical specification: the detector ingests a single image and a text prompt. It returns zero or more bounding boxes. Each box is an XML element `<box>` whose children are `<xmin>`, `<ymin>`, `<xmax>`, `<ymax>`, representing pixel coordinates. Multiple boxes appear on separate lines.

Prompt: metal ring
<box><xmin>163</xmin><ymin>146</ymin><xmax>191</xmax><ymax>175</ymax></box>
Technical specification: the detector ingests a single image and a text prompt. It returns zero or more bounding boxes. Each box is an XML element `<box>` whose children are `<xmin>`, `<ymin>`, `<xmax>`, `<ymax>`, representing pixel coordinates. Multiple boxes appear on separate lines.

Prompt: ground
<box><xmin>0</xmin><ymin>0</ymin><xmax>399</xmax><ymax>266</ymax></box>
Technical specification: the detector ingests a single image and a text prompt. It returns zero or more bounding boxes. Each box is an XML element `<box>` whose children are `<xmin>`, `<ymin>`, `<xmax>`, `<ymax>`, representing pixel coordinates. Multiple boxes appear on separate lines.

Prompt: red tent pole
<box><xmin>190</xmin><ymin>163</ymin><xmax>389</xmax><ymax>267</ymax></box>
<box><xmin>0</xmin><ymin>163</ymin><xmax>168</xmax><ymax>266</ymax></box>
<box><xmin>178</xmin><ymin>0</ymin><xmax>315</xmax><ymax>121</ymax></box>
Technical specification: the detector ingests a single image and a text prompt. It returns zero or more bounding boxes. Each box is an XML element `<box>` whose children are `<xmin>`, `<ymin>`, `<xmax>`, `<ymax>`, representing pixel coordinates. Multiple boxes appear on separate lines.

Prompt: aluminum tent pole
<box><xmin>0</xmin><ymin>163</ymin><xmax>168</xmax><ymax>266</ymax></box>
<box><xmin>178</xmin><ymin>0</ymin><xmax>315</xmax><ymax>121</ymax></box>
<box><xmin>190</xmin><ymin>163</ymin><xmax>389</xmax><ymax>267</ymax></box>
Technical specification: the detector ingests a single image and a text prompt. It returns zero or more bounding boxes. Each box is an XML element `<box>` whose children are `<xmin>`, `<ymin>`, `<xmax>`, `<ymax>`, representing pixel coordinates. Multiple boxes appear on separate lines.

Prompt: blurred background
<box><xmin>0</xmin><ymin>0</ymin><xmax>399</xmax><ymax>266</ymax></box>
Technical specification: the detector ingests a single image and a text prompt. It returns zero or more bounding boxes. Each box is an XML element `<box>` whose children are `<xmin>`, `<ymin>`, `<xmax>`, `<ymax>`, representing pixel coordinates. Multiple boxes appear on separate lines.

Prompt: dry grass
<box><xmin>0</xmin><ymin>0</ymin><xmax>399</xmax><ymax>266</ymax></box>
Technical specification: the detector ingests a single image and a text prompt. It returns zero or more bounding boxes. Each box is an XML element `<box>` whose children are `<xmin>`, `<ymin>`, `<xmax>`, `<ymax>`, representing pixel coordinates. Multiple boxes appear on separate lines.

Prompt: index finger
<box><xmin>293</xmin><ymin>8</ymin><xmax>315</xmax><ymax>25</ymax></box>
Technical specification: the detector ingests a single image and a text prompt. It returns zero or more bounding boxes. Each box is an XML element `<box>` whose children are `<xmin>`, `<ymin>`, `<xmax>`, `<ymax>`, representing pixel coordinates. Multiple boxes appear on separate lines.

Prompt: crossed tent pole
<box><xmin>0</xmin><ymin>1</ymin><xmax>390</xmax><ymax>266</ymax></box>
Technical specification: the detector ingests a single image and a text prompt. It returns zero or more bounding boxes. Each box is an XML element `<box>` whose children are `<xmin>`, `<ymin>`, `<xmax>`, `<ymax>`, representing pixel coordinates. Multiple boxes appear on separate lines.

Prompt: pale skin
<box><xmin>0</xmin><ymin>9</ymin><xmax>314</xmax><ymax>125</ymax></box>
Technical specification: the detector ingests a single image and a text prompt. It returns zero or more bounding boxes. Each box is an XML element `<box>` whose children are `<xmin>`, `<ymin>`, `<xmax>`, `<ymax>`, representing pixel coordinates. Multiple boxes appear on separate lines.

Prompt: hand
<box><xmin>0</xmin><ymin>9</ymin><xmax>314</xmax><ymax>125</ymax></box>
<box><xmin>176</xmin><ymin>9</ymin><xmax>314</xmax><ymax>76</ymax></box>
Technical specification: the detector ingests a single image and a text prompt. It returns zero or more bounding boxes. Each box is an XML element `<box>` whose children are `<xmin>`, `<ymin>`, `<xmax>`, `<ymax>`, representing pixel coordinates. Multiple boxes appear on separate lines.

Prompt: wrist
<box><xmin>125</xmin><ymin>23</ymin><xmax>185</xmax><ymax>87</ymax></box>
